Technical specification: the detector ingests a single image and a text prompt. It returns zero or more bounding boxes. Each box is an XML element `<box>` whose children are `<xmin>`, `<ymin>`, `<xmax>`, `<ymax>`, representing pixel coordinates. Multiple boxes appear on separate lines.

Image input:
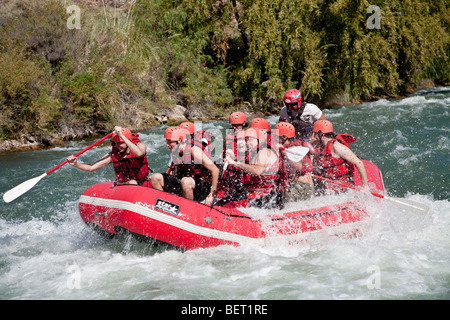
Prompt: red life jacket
<box><xmin>172</xmin><ymin>138</ymin><xmax>212</xmax><ymax>179</ymax></box>
<box><xmin>335</xmin><ymin>133</ymin><xmax>356</xmax><ymax>145</ymax></box>
<box><xmin>217</xmin><ymin>164</ymin><xmax>243</xmax><ymax>193</ymax></box>
<box><xmin>224</xmin><ymin>130</ymin><xmax>238</xmax><ymax>159</ymax></box>
<box><xmin>192</xmin><ymin>130</ymin><xmax>212</xmax><ymax>159</ymax></box>
<box><xmin>265</xmin><ymin>129</ymin><xmax>274</xmax><ymax>146</ymax></box>
<box><xmin>290</xmin><ymin>139</ymin><xmax>316</xmax><ymax>153</ymax></box>
<box><xmin>110</xmin><ymin>133</ymin><xmax>149</xmax><ymax>185</ymax></box>
<box><xmin>243</xmin><ymin>139</ymin><xmax>288</xmax><ymax>196</ymax></box>
<box><xmin>312</xmin><ymin>138</ymin><xmax>355</xmax><ymax>186</ymax></box>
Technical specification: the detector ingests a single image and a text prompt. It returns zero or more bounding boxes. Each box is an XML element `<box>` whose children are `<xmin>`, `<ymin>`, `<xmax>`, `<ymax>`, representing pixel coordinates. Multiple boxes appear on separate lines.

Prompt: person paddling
<box><xmin>309</xmin><ymin>120</ymin><xmax>369</xmax><ymax>194</ymax></box>
<box><xmin>66</xmin><ymin>126</ymin><xmax>150</xmax><ymax>186</ymax></box>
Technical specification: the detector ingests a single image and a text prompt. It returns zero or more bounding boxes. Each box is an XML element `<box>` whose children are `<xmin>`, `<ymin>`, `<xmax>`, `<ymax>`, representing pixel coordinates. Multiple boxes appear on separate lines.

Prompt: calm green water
<box><xmin>0</xmin><ymin>87</ymin><xmax>448</xmax><ymax>300</ymax></box>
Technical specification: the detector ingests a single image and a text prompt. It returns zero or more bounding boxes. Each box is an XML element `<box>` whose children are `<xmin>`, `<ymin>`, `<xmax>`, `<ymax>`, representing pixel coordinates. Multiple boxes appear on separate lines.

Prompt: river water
<box><xmin>0</xmin><ymin>87</ymin><xmax>448</xmax><ymax>300</ymax></box>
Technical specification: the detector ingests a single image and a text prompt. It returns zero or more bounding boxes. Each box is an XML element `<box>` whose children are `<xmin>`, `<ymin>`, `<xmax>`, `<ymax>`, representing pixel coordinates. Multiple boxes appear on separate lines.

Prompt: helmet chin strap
<box><xmin>310</xmin><ymin>131</ymin><xmax>323</xmax><ymax>150</ymax></box>
<box><xmin>317</xmin><ymin>131</ymin><xmax>323</xmax><ymax>142</ymax></box>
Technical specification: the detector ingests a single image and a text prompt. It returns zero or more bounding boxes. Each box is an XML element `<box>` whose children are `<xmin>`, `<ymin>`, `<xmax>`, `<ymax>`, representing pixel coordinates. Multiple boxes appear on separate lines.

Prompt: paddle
<box><xmin>312</xmin><ymin>174</ymin><xmax>429</xmax><ymax>214</ymax></box>
<box><xmin>283</xmin><ymin>146</ymin><xmax>310</xmax><ymax>162</ymax></box>
<box><xmin>3</xmin><ymin>132</ymin><xmax>113</xmax><ymax>203</ymax></box>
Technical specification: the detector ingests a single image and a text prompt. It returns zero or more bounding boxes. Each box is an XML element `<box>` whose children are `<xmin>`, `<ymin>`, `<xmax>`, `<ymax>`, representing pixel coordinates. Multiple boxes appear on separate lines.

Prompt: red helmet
<box><xmin>274</xmin><ymin>122</ymin><xmax>295</xmax><ymax>139</ymax></box>
<box><xmin>111</xmin><ymin>127</ymin><xmax>133</xmax><ymax>143</ymax></box>
<box><xmin>245</xmin><ymin>127</ymin><xmax>268</xmax><ymax>140</ymax></box>
<box><xmin>166</xmin><ymin>128</ymin><xmax>189</xmax><ymax>142</ymax></box>
<box><xmin>283</xmin><ymin>89</ymin><xmax>302</xmax><ymax>106</ymax></box>
<box><xmin>179</xmin><ymin>122</ymin><xmax>196</xmax><ymax>135</ymax></box>
<box><xmin>236</xmin><ymin>130</ymin><xmax>246</xmax><ymax>140</ymax></box>
<box><xmin>229</xmin><ymin>112</ymin><xmax>247</xmax><ymax>125</ymax></box>
<box><xmin>164</xmin><ymin>126</ymin><xmax>178</xmax><ymax>140</ymax></box>
<box><xmin>249</xmin><ymin>118</ymin><xmax>269</xmax><ymax>130</ymax></box>
<box><xmin>313</xmin><ymin>120</ymin><xmax>333</xmax><ymax>134</ymax></box>
<box><xmin>244</xmin><ymin>128</ymin><xmax>259</xmax><ymax>140</ymax></box>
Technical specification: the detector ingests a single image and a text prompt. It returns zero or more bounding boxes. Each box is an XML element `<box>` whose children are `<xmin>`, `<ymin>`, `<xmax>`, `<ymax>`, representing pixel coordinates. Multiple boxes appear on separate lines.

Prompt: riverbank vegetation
<box><xmin>0</xmin><ymin>0</ymin><xmax>448</xmax><ymax>147</ymax></box>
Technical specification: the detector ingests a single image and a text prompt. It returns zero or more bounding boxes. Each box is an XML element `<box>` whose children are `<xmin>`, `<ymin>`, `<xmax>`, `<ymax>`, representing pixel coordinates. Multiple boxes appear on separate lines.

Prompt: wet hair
<box><xmin>322</xmin><ymin>132</ymin><xmax>335</xmax><ymax>138</ymax></box>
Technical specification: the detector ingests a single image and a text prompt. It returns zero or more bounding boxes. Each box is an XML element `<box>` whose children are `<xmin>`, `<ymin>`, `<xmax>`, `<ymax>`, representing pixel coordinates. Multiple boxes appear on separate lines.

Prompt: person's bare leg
<box><xmin>150</xmin><ymin>173</ymin><xmax>164</xmax><ymax>190</ymax></box>
<box><xmin>181</xmin><ymin>177</ymin><xmax>195</xmax><ymax>200</ymax></box>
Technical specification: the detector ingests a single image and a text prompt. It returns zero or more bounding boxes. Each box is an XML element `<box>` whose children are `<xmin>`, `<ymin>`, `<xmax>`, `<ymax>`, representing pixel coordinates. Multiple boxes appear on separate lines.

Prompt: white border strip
<box><xmin>79</xmin><ymin>195</ymin><xmax>265</xmax><ymax>245</ymax></box>
<box><xmin>79</xmin><ymin>195</ymin><xmax>368</xmax><ymax>247</ymax></box>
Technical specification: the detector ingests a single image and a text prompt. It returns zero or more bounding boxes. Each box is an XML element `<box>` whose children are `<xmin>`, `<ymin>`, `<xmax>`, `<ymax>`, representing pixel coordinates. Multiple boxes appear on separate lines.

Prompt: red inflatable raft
<box><xmin>79</xmin><ymin>160</ymin><xmax>384</xmax><ymax>250</ymax></box>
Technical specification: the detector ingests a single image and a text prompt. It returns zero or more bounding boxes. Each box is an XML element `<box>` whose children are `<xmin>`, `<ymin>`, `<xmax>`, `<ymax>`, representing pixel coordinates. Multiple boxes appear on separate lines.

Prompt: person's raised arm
<box><xmin>114</xmin><ymin>126</ymin><xmax>146</xmax><ymax>158</ymax></box>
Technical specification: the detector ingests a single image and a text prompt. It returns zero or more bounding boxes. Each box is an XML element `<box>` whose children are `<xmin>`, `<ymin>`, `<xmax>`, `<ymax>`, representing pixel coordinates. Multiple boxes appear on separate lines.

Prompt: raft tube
<box><xmin>78</xmin><ymin>160</ymin><xmax>384</xmax><ymax>250</ymax></box>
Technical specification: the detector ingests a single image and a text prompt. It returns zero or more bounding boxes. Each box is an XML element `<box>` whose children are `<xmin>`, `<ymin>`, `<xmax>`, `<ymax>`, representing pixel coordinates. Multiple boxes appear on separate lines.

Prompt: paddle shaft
<box><xmin>313</xmin><ymin>174</ymin><xmax>430</xmax><ymax>213</ymax></box>
<box><xmin>3</xmin><ymin>132</ymin><xmax>113</xmax><ymax>203</ymax></box>
<box><xmin>312</xmin><ymin>174</ymin><xmax>383</xmax><ymax>198</ymax></box>
<box><xmin>46</xmin><ymin>132</ymin><xmax>113</xmax><ymax>175</ymax></box>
